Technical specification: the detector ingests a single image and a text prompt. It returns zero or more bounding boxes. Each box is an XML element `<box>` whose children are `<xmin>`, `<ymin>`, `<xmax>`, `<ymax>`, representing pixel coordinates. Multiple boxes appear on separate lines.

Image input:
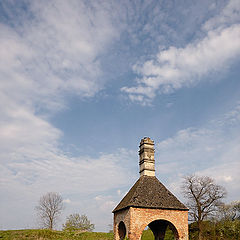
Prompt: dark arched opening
<box><xmin>141</xmin><ymin>220</ymin><xmax>179</xmax><ymax>240</ymax></box>
<box><xmin>118</xmin><ymin>221</ymin><xmax>126</xmax><ymax>240</ymax></box>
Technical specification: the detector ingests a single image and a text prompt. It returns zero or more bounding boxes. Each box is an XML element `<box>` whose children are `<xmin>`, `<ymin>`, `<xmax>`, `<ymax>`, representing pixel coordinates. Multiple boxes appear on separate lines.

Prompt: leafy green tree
<box><xmin>62</xmin><ymin>213</ymin><xmax>94</xmax><ymax>232</ymax></box>
<box><xmin>216</xmin><ymin>219</ymin><xmax>240</xmax><ymax>240</ymax></box>
<box><xmin>189</xmin><ymin>219</ymin><xmax>240</xmax><ymax>240</ymax></box>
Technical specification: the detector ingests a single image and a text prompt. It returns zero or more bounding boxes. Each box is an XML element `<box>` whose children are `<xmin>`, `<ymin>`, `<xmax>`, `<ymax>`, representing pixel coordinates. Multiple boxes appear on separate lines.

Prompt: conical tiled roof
<box><xmin>113</xmin><ymin>175</ymin><xmax>188</xmax><ymax>213</ymax></box>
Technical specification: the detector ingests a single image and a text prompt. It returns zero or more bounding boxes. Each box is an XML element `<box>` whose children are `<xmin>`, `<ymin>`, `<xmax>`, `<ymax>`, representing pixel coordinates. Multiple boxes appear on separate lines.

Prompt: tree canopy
<box><xmin>62</xmin><ymin>213</ymin><xmax>94</xmax><ymax>232</ymax></box>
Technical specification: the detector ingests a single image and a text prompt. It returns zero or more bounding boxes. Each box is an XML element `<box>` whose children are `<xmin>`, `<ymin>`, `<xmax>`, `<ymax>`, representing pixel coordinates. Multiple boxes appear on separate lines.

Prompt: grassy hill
<box><xmin>0</xmin><ymin>229</ymin><xmax>113</xmax><ymax>240</ymax></box>
<box><xmin>0</xmin><ymin>229</ymin><xmax>174</xmax><ymax>240</ymax></box>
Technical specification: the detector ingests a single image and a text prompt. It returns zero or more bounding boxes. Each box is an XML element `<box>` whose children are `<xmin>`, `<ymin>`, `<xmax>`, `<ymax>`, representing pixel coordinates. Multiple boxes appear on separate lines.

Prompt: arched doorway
<box><xmin>118</xmin><ymin>221</ymin><xmax>126</xmax><ymax>240</ymax></box>
<box><xmin>141</xmin><ymin>219</ymin><xmax>179</xmax><ymax>240</ymax></box>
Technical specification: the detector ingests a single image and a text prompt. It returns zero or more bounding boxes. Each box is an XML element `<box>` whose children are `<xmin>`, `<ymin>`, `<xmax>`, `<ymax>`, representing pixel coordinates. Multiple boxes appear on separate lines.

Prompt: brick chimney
<box><xmin>139</xmin><ymin>137</ymin><xmax>155</xmax><ymax>177</ymax></box>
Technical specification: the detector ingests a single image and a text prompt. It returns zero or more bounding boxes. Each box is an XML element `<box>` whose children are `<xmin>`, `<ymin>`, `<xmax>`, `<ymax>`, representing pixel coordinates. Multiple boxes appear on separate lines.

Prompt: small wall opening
<box><xmin>118</xmin><ymin>221</ymin><xmax>126</xmax><ymax>240</ymax></box>
<box><xmin>141</xmin><ymin>219</ymin><xmax>179</xmax><ymax>240</ymax></box>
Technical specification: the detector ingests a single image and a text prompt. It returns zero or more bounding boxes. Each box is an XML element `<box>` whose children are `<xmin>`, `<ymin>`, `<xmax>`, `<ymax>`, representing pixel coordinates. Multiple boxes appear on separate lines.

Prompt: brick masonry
<box><xmin>114</xmin><ymin>207</ymin><xmax>188</xmax><ymax>240</ymax></box>
<box><xmin>113</xmin><ymin>138</ymin><xmax>188</xmax><ymax>240</ymax></box>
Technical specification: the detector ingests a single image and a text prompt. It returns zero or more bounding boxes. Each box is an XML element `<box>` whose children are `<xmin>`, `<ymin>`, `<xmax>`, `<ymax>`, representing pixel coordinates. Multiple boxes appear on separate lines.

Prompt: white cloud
<box><xmin>214</xmin><ymin>101</ymin><xmax>240</xmax><ymax>126</ymax></box>
<box><xmin>95</xmin><ymin>195</ymin><xmax>116</xmax><ymax>212</ymax></box>
<box><xmin>0</xmin><ymin>147</ymin><xmax>135</xmax><ymax>230</ymax></box>
<box><xmin>0</xmin><ymin>1</ymin><xmax>119</xmax><ymax>112</ymax></box>
<box><xmin>63</xmin><ymin>199</ymin><xmax>71</xmax><ymax>204</ymax></box>
<box><xmin>196</xmin><ymin>160</ymin><xmax>240</xmax><ymax>201</ymax></box>
<box><xmin>122</xmin><ymin>0</ymin><xmax>240</xmax><ymax>103</ymax></box>
<box><xmin>1</xmin><ymin>148</ymin><xmax>135</xmax><ymax>194</ymax></box>
<box><xmin>0</xmin><ymin>0</ymin><xmax>120</xmax><ymax>172</ymax></box>
<box><xmin>0</xmin><ymin>0</ymin><xmax>124</xmax><ymax>230</ymax></box>
<box><xmin>0</xmin><ymin>0</ymin><xmax>122</xmax><ymax>189</ymax></box>
<box><xmin>1</xmin><ymin>0</ymin><xmax>239</xmax><ymax>232</ymax></box>
<box><xmin>203</xmin><ymin>0</ymin><xmax>240</xmax><ymax>31</ymax></box>
<box><xmin>155</xmin><ymin>103</ymin><xmax>240</xmax><ymax>202</ymax></box>
<box><xmin>117</xmin><ymin>189</ymin><xmax>121</xmax><ymax>195</ymax></box>
<box><xmin>223</xmin><ymin>176</ymin><xmax>233</xmax><ymax>183</ymax></box>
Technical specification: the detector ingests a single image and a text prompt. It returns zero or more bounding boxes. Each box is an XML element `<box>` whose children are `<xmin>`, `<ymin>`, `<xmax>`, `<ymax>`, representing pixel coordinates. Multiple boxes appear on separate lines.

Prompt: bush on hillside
<box><xmin>62</xmin><ymin>213</ymin><xmax>94</xmax><ymax>232</ymax></box>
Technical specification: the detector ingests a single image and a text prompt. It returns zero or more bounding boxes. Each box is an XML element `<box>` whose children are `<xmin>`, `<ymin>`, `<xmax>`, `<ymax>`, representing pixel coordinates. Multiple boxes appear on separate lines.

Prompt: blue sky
<box><xmin>0</xmin><ymin>0</ymin><xmax>240</xmax><ymax>232</ymax></box>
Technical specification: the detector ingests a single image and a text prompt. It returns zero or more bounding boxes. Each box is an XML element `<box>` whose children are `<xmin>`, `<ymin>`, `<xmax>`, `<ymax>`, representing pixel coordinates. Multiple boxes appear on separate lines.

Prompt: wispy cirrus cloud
<box><xmin>0</xmin><ymin>0</ymin><xmax>123</xmax><ymax>170</ymax></box>
<box><xmin>203</xmin><ymin>0</ymin><xmax>240</xmax><ymax>31</ymax></box>
<box><xmin>1</xmin><ymin>0</ymin><xmax>239</xmax><ymax>232</ymax></box>
<box><xmin>122</xmin><ymin>0</ymin><xmax>240</xmax><ymax>104</ymax></box>
<box><xmin>0</xmin><ymin>0</ymin><xmax>120</xmax><ymax>169</ymax></box>
<box><xmin>156</xmin><ymin>103</ymin><xmax>240</xmax><ymax>202</ymax></box>
<box><xmin>0</xmin><ymin>146</ymin><xmax>136</xmax><ymax>230</ymax></box>
<box><xmin>0</xmin><ymin>0</ymin><xmax>124</xmax><ymax>231</ymax></box>
<box><xmin>0</xmin><ymin>0</ymin><xmax>119</xmax><ymax>112</ymax></box>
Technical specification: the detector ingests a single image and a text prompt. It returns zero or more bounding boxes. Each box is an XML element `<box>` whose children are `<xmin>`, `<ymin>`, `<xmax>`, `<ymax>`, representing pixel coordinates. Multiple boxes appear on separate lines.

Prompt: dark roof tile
<box><xmin>113</xmin><ymin>175</ymin><xmax>188</xmax><ymax>212</ymax></box>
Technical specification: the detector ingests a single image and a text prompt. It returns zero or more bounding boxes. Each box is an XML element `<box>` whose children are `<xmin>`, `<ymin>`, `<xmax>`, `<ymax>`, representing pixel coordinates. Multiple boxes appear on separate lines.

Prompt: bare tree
<box><xmin>181</xmin><ymin>175</ymin><xmax>226</xmax><ymax>240</ymax></box>
<box><xmin>233</xmin><ymin>201</ymin><xmax>240</xmax><ymax>220</ymax></box>
<box><xmin>218</xmin><ymin>200</ymin><xmax>240</xmax><ymax>221</ymax></box>
<box><xmin>35</xmin><ymin>192</ymin><xmax>64</xmax><ymax>230</ymax></box>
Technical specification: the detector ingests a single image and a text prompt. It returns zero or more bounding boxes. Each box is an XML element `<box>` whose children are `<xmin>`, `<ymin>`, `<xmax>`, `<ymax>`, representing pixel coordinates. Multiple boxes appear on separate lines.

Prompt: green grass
<box><xmin>141</xmin><ymin>229</ymin><xmax>155</xmax><ymax>239</ymax></box>
<box><xmin>141</xmin><ymin>228</ymin><xmax>175</xmax><ymax>240</ymax></box>
<box><xmin>0</xmin><ymin>229</ymin><xmax>175</xmax><ymax>240</ymax></box>
<box><xmin>0</xmin><ymin>229</ymin><xmax>114</xmax><ymax>240</ymax></box>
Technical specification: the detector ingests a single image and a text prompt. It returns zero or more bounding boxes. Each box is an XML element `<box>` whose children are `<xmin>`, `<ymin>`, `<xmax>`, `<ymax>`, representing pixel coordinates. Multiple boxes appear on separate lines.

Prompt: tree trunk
<box><xmin>198</xmin><ymin>221</ymin><xmax>203</xmax><ymax>240</ymax></box>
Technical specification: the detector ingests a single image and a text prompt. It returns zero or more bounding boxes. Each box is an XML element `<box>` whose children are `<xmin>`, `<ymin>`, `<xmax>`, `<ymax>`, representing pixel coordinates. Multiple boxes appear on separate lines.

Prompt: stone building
<box><xmin>112</xmin><ymin>137</ymin><xmax>188</xmax><ymax>240</ymax></box>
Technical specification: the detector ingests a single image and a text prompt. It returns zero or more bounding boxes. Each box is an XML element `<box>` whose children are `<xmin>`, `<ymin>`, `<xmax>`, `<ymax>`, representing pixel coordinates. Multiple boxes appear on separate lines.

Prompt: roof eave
<box><xmin>113</xmin><ymin>205</ymin><xmax>188</xmax><ymax>213</ymax></box>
